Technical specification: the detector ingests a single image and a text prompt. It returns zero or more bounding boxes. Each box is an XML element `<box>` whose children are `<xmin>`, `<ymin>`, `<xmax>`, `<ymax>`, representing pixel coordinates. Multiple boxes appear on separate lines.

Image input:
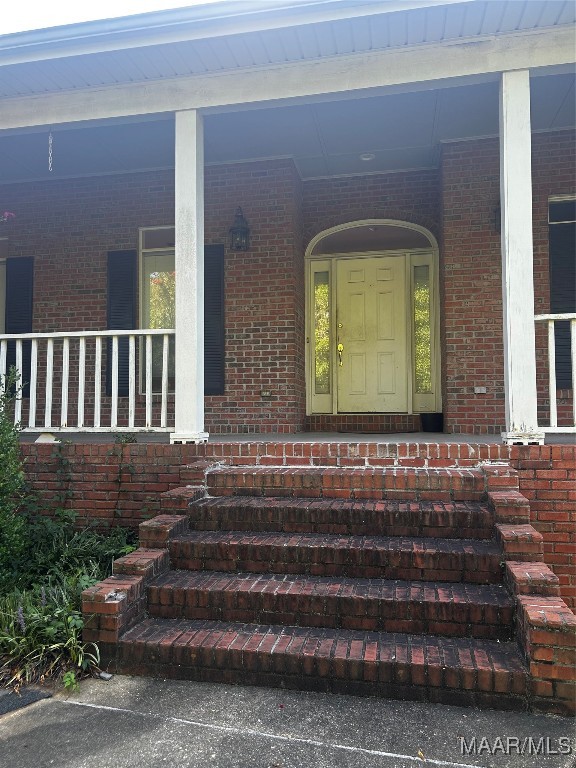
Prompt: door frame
<box><xmin>305</xmin><ymin>220</ymin><xmax>442</xmax><ymax>416</ymax></box>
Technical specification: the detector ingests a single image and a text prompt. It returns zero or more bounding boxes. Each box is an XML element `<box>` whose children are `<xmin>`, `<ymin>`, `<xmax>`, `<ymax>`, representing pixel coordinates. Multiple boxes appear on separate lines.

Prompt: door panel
<box><xmin>337</xmin><ymin>256</ymin><xmax>407</xmax><ymax>412</ymax></box>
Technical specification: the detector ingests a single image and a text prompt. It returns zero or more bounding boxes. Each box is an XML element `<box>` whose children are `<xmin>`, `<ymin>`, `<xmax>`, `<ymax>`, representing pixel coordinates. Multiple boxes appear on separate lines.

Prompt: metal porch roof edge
<box><xmin>0</xmin><ymin>0</ymin><xmax>470</xmax><ymax>66</ymax></box>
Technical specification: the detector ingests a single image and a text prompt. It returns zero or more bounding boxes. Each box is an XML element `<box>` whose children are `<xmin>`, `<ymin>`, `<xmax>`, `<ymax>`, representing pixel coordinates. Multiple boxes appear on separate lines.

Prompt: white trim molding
<box><xmin>1</xmin><ymin>26</ymin><xmax>574</xmax><ymax>131</ymax></box>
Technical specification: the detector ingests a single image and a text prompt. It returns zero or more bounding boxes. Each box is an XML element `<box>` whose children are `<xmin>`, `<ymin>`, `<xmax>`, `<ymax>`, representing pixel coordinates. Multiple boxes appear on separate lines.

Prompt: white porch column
<box><xmin>171</xmin><ymin>109</ymin><xmax>208</xmax><ymax>444</ymax></box>
<box><xmin>499</xmin><ymin>70</ymin><xmax>543</xmax><ymax>445</ymax></box>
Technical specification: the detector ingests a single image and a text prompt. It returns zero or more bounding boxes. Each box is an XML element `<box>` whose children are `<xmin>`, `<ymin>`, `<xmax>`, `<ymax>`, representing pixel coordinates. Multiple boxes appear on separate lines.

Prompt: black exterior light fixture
<box><xmin>229</xmin><ymin>207</ymin><xmax>250</xmax><ymax>251</ymax></box>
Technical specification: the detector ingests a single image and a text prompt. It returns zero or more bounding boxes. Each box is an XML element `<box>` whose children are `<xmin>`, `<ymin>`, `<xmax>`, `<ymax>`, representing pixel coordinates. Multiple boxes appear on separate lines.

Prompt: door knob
<box><xmin>337</xmin><ymin>343</ymin><xmax>344</xmax><ymax>366</ymax></box>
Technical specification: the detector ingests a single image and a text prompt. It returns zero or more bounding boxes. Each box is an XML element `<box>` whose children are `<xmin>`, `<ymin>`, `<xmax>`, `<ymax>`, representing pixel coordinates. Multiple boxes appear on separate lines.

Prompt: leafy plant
<box><xmin>0</xmin><ymin>373</ymin><xmax>136</xmax><ymax>688</ymax></box>
<box><xmin>0</xmin><ymin>574</ymin><xmax>100</xmax><ymax>688</ymax></box>
<box><xmin>0</xmin><ymin>369</ymin><xmax>28</xmax><ymax>591</ymax></box>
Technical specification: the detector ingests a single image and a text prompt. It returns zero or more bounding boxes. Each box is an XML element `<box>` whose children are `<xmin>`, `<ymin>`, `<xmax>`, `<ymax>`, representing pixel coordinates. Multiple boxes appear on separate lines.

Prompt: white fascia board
<box><xmin>1</xmin><ymin>25</ymin><xmax>574</xmax><ymax>132</ymax></box>
<box><xmin>0</xmin><ymin>0</ymin><xmax>473</xmax><ymax>66</ymax></box>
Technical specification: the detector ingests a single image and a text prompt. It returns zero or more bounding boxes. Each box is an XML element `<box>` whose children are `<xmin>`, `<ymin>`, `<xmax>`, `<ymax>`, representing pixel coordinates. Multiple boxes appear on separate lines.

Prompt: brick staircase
<box><xmin>83</xmin><ymin>461</ymin><xmax>576</xmax><ymax>715</ymax></box>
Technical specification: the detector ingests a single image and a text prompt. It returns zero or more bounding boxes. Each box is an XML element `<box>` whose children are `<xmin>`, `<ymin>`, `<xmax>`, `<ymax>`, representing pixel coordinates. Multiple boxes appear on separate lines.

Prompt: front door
<box><xmin>336</xmin><ymin>256</ymin><xmax>407</xmax><ymax>412</ymax></box>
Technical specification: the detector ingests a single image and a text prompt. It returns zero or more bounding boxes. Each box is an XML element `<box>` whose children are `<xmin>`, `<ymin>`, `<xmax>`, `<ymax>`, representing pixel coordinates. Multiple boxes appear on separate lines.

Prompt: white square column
<box><xmin>499</xmin><ymin>70</ymin><xmax>544</xmax><ymax>445</ymax></box>
<box><xmin>171</xmin><ymin>109</ymin><xmax>208</xmax><ymax>444</ymax></box>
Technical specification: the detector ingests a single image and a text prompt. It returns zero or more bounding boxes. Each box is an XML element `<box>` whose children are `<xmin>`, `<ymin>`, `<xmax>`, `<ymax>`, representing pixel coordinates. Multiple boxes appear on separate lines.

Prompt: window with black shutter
<box><xmin>110</xmin><ymin>235</ymin><xmax>225</xmax><ymax>397</ymax></box>
<box><xmin>5</xmin><ymin>257</ymin><xmax>34</xmax><ymax>396</ymax></box>
<box><xmin>548</xmin><ymin>199</ymin><xmax>576</xmax><ymax>389</ymax></box>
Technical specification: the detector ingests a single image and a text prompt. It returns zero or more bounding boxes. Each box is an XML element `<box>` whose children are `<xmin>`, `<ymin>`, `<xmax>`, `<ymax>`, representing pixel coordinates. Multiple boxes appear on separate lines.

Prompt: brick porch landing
<box><xmin>19</xmin><ymin>431</ymin><xmax>576</xmax><ymax>444</ymax></box>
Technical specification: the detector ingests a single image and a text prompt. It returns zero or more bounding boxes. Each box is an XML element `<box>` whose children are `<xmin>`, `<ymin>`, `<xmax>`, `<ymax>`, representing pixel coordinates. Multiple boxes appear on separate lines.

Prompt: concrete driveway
<box><xmin>0</xmin><ymin>676</ymin><xmax>574</xmax><ymax>768</ymax></box>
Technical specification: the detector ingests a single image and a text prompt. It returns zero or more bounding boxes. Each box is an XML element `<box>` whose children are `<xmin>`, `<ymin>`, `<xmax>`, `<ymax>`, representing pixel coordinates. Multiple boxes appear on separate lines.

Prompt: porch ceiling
<box><xmin>0</xmin><ymin>73</ymin><xmax>574</xmax><ymax>182</ymax></box>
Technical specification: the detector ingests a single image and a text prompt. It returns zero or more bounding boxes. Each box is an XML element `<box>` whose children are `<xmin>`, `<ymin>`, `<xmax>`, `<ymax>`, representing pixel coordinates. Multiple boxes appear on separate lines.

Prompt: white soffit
<box><xmin>0</xmin><ymin>1</ymin><xmax>574</xmax><ymax>99</ymax></box>
<box><xmin>0</xmin><ymin>73</ymin><xmax>573</xmax><ymax>183</ymax></box>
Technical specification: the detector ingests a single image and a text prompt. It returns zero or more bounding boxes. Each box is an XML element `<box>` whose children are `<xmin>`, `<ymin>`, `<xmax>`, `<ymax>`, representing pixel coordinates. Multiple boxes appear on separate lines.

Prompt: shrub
<box><xmin>0</xmin><ymin>571</ymin><xmax>100</xmax><ymax>688</ymax></box>
<box><xmin>0</xmin><ymin>371</ymin><xmax>137</xmax><ymax>686</ymax></box>
<box><xmin>0</xmin><ymin>371</ymin><xmax>27</xmax><ymax>590</ymax></box>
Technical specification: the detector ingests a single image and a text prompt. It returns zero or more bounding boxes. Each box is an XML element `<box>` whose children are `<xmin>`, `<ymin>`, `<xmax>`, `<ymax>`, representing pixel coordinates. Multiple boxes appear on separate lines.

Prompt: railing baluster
<box><xmin>14</xmin><ymin>340</ymin><xmax>22</xmax><ymax>425</ymax></box>
<box><xmin>0</xmin><ymin>340</ymin><xmax>6</xmax><ymax>398</ymax></box>
<box><xmin>94</xmin><ymin>336</ymin><xmax>102</xmax><ymax>428</ymax></box>
<box><xmin>572</xmin><ymin>319</ymin><xmax>576</xmax><ymax>427</ymax></box>
<box><xmin>44</xmin><ymin>338</ymin><xmax>54</xmax><ymax>429</ymax></box>
<box><xmin>78</xmin><ymin>337</ymin><xmax>85</xmax><ymax>429</ymax></box>
<box><xmin>0</xmin><ymin>329</ymin><xmax>175</xmax><ymax>432</ymax></box>
<box><xmin>161</xmin><ymin>333</ymin><xmax>169</xmax><ymax>429</ymax></box>
<box><xmin>111</xmin><ymin>335</ymin><xmax>119</xmax><ymax>428</ymax></box>
<box><xmin>145</xmin><ymin>334</ymin><xmax>152</xmax><ymax>428</ymax></box>
<box><xmin>128</xmin><ymin>335</ymin><xmax>136</xmax><ymax>429</ymax></box>
<box><xmin>61</xmin><ymin>337</ymin><xmax>69</xmax><ymax>428</ymax></box>
<box><xmin>547</xmin><ymin>319</ymin><xmax>557</xmax><ymax>428</ymax></box>
<box><xmin>28</xmin><ymin>339</ymin><xmax>38</xmax><ymax>429</ymax></box>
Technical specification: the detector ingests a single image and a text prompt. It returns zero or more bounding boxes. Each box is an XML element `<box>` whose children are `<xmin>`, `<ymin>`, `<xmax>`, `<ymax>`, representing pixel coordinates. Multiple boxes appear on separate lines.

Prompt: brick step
<box><xmin>147</xmin><ymin>570</ymin><xmax>515</xmax><ymax>639</ymax></box>
<box><xmin>113</xmin><ymin>618</ymin><xmax>528</xmax><ymax>710</ymax></box>
<box><xmin>189</xmin><ymin>497</ymin><xmax>494</xmax><ymax>539</ymax></box>
<box><xmin>207</xmin><ymin>466</ymin><xmax>485</xmax><ymax>501</ymax></box>
<box><xmin>169</xmin><ymin>531</ymin><xmax>503</xmax><ymax>583</ymax></box>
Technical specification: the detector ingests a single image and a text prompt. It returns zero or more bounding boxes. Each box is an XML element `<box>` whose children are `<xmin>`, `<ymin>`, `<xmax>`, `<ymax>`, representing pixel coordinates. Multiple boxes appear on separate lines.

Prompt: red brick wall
<box><xmin>441</xmin><ymin>139</ymin><xmax>503</xmax><ymax>434</ymax></box>
<box><xmin>1</xmin><ymin>159</ymin><xmax>304</xmax><ymax>433</ymax></box>
<box><xmin>1</xmin><ymin>131</ymin><xmax>574</xmax><ymax>435</ymax></box>
<box><xmin>302</xmin><ymin>170</ymin><xmax>440</xmax><ymax>245</ymax></box>
<box><xmin>204</xmin><ymin>160</ymin><xmax>304</xmax><ymax>433</ymax></box>
<box><xmin>20</xmin><ymin>441</ymin><xmax>575</xmax><ymax>611</ymax></box>
<box><xmin>441</xmin><ymin>131</ymin><xmax>575</xmax><ymax>434</ymax></box>
<box><xmin>512</xmin><ymin>445</ymin><xmax>576</xmax><ymax>612</ymax></box>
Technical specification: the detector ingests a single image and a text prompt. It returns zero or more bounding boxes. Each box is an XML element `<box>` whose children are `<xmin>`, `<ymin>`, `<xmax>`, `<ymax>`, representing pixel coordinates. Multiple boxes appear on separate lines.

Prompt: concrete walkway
<box><xmin>0</xmin><ymin>676</ymin><xmax>574</xmax><ymax>768</ymax></box>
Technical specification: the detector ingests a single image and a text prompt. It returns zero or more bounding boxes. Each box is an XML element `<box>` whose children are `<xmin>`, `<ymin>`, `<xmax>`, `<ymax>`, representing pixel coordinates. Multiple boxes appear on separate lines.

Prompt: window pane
<box><xmin>413</xmin><ymin>265</ymin><xmax>432</xmax><ymax>394</ymax></box>
<box><xmin>142</xmin><ymin>227</ymin><xmax>175</xmax><ymax>250</ymax></box>
<box><xmin>313</xmin><ymin>271</ymin><xmax>331</xmax><ymax>395</ymax></box>
<box><xmin>142</xmin><ymin>253</ymin><xmax>175</xmax><ymax>391</ymax></box>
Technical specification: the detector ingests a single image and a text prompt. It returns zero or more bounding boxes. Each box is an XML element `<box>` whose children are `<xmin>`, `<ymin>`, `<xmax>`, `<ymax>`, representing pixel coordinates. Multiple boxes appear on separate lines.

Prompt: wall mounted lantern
<box><xmin>229</xmin><ymin>207</ymin><xmax>250</xmax><ymax>251</ymax></box>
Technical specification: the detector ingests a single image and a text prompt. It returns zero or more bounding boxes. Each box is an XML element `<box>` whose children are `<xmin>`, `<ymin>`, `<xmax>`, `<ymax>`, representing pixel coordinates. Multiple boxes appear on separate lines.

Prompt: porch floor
<box><xmin>18</xmin><ymin>430</ymin><xmax>574</xmax><ymax>444</ymax></box>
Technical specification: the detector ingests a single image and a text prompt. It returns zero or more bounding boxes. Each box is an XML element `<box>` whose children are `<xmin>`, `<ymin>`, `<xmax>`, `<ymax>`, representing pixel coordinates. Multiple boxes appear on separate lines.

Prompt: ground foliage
<box><xmin>0</xmin><ymin>372</ymin><xmax>136</xmax><ymax>689</ymax></box>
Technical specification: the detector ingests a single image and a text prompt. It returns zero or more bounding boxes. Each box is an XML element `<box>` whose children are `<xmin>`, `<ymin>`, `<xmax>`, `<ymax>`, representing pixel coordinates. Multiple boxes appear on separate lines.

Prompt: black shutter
<box><xmin>549</xmin><ymin>223</ymin><xmax>576</xmax><ymax>389</ymax></box>
<box><xmin>204</xmin><ymin>245</ymin><xmax>225</xmax><ymax>395</ymax></box>
<box><xmin>5</xmin><ymin>257</ymin><xmax>34</xmax><ymax>397</ymax></box>
<box><xmin>106</xmin><ymin>250</ymin><xmax>137</xmax><ymax>397</ymax></box>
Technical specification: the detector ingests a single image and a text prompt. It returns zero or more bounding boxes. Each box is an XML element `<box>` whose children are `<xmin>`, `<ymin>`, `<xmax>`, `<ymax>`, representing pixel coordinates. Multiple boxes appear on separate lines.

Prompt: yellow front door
<box><xmin>336</xmin><ymin>255</ymin><xmax>407</xmax><ymax>412</ymax></box>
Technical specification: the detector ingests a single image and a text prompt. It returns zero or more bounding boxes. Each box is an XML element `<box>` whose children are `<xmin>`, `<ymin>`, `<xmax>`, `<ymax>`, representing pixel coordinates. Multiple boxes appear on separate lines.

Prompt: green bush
<box><xmin>0</xmin><ymin>573</ymin><xmax>100</xmax><ymax>688</ymax></box>
<box><xmin>0</xmin><ymin>522</ymin><xmax>135</xmax><ymax>688</ymax></box>
<box><xmin>0</xmin><ymin>370</ymin><xmax>137</xmax><ymax>687</ymax></box>
<box><xmin>0</xmin><ymin>372</ymin><xmax>27</xmax><ymax>588</ymax></box>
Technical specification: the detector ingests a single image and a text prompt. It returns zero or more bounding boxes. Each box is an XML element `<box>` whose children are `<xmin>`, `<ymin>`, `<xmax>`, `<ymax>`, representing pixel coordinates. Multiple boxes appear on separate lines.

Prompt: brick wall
<box><xmin>1</xmin><ymin>130</ymin><xmax>574</xmax><ymax>435</ymax></box>
<box><xmin>441</xmin><ymin>139</ymin><xmax>504</xmax><ymax>434</ymax></box>
<box><xmin>1</xmin><ymin>159</ymin><xmax>304</xmax><ymax>433</ymax></box>
<box><xmin>20</xmin><ymin>441</ymin><xmax>575</xmax><ymax>611</ymax></box>
<box><xmin>441</xmin><ymin>131</ymin><xmax>575</xmax><ymax>434</ymax></box>
<box><xmin>302</xmin><ymin>170</ymin><xmax>440</xmax><ymax>245</ymax></box>
<box><xmin>511</xmin><ymin>445</ymin><xmax>576</xmax><ymax>612</ymax></box>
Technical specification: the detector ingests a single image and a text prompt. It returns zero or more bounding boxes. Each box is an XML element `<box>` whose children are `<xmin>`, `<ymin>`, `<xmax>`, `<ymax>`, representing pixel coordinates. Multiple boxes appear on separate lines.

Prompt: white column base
<box><xmin>501</xmin><ymin>430</ymin><xmax>545</xmax><ymax>446</ymax></box>
<box><xmin>170</xmin><ymin>431</ymin><xmax>209</xmax><ymax>444</ymax></box>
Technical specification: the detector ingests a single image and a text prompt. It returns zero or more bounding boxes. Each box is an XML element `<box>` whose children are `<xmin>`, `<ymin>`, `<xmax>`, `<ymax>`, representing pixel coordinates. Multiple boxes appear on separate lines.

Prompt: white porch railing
<box><xmin>0</xmin><ymin>329</ymin><xmax>175</xmax><ymax>432</ymax></box>
<box><xmin>534</xmin><ymin>313</ymin><xmax>576</xmax><ymax>433</ymax></box>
